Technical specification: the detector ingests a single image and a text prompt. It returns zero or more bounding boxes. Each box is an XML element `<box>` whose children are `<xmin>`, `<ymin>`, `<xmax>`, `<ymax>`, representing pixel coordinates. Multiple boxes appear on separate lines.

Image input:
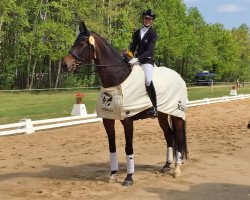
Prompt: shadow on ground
<box><xmin>0</xmin><ymin>162</ymin><xmax>162</xmax><ymax>182</ymax></box>
<box><xmin>145</xmin><ymin>183</ymin><xmax>250</xmax><ymax>200</ymax></box>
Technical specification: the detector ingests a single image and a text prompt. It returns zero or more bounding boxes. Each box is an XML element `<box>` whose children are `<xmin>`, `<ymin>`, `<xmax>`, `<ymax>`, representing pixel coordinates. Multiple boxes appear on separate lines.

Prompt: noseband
<box><xmin>68</xmin><ymin>50</ymin><xmax>87</xmax><ymax>65</ymax></box>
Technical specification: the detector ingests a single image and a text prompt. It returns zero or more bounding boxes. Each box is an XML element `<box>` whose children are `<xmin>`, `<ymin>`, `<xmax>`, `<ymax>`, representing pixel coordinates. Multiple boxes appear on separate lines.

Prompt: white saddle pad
<box><xmin>96</xmin><ymin>65</ymin><xmax>187</xmax><ymax>120</ymax></box>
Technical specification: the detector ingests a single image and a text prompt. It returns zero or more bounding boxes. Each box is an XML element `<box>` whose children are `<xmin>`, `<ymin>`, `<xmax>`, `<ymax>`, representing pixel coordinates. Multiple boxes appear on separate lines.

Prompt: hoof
<box><xmin>173</xmin><ymin>171</ymin><xmax>181</xmax><ymax>178</ymax></box>
<box><xmin>122</xmin><ymin>180</ymin><xmax>134</xmax><ymax>187</ymax></box>
<box><xmin>161</xmin><ymin>162</ymin><xmax>171</xmax><ymax>173</ymax></box>
<box><xmin>173</xmin><ymin>164</ymin><xmax>181</xmax><ymax>178</ymax></box>
<box><xmin>108</xmin><ymin>174</ymin><xmax>117</xmax><ymax>183</ymax></box>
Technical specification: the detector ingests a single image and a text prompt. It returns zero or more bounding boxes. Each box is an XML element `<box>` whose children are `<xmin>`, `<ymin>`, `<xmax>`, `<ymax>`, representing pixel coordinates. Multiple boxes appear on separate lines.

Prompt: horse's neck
<box><xmin>95</xmin><ymin>37</ymin><xmax>131</xmax><ymax>88</ymax></box>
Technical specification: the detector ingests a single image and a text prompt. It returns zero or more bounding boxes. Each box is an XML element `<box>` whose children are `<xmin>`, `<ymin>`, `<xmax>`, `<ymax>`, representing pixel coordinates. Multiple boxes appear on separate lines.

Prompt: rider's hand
<box><xmin>129</xmin><ymin>57</ymin><xmax>138</xmax><ymax>65</ymax></box>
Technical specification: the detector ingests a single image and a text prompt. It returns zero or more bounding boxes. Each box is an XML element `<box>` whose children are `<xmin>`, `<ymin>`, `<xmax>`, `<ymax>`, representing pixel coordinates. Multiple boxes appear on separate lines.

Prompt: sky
<box><xmin>183</xmin><ymin>0</ymin><xmax>250</xmax><ymax>29</ymax></box>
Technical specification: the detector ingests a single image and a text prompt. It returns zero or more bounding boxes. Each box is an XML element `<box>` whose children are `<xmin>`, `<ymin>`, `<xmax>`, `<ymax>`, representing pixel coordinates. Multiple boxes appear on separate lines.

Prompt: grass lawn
<box><xmin>187</xmin><ymin>84</ymin><xmax>250</xmax><ymax>101</ymax></box>
<box><xmin>0</xmin><ymin>89</ymin><xmax>99</xmax><ymax>125</ymax></box>
<box><xmin>0</xmin><ymin>84</ymin><xmax>249</xmax><ymax>124</ymax></box>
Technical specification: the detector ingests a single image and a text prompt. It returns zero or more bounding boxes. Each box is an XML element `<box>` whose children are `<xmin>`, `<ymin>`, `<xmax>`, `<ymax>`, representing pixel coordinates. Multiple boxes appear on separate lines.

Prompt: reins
<box><xmin>77</xmin><ymin>63</ymin><xmax>128</xmax><ymax>67</ymax></box>
<box><xmin>68</xmin><ymin>58</ymin><xmax>130</xmax><ymax>77</ymax></box>
<box><xmin>76</xmin><ymin>63</ymin><xmax>131</xmax><ymax>77</ymax></box>
<box><xmin>69</xmin><ymin>50</ymin><xmax>131</xmax><ymax>77</ymax></box>
<box><xmin>69</xmin><ymin>50</ymin><xmax>128</xmax><ymax>67</ymax></box>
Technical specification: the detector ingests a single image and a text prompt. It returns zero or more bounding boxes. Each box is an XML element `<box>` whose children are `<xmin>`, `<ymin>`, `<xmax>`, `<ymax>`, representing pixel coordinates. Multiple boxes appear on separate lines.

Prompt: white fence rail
<box><xmin>0</xmin><ymin>113</ymin><xmax>102</xmax><ymax>137</ymax></box>
<box><xmin>186</xmin><ymin>94</ymin><xmax>250</xmax><ymax>107</ymax></box>
<box><xmin>0</xmin><ymin>94</ymin><xmax>249</xmax><ymax>137</ymax></box>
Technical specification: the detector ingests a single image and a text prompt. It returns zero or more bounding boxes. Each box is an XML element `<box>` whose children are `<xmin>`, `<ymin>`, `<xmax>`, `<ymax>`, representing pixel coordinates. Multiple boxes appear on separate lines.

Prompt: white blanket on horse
<box><xmin>96</xmin><ymin>65</ymin><xmax>187</xmax><ymax>120</ymax></box>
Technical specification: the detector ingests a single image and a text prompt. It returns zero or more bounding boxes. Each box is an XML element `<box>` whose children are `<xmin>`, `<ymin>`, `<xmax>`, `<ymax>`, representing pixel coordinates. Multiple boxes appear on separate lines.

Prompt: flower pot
<box><xmin>71</xmin><ymin>104</ymin><xmax>87</xmax><ymax>116</ymax></box>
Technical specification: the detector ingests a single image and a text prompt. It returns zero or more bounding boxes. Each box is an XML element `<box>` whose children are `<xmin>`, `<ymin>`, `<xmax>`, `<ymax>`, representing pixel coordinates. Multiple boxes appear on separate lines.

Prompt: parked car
<box><xmin>195</xmin><ymin>71</ymin><xmax>215</xmax><ymax>86</ymax></box>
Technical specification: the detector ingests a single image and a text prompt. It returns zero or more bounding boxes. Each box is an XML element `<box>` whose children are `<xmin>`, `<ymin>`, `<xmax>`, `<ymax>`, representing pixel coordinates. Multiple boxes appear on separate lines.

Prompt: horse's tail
<box><xmin>183</xmin><ymin>120</ymin><xmax>189</xmax><ymax>160</ymax></box>
<box><xmin>172</xmin><ymin>118</ymin><xmax>188</xmax><ymax>162</ymax></box>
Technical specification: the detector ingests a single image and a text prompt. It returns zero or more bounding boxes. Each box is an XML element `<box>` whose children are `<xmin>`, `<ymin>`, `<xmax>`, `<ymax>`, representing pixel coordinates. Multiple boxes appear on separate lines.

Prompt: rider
<box><xmin>128</xmin><ymin>9</ymin><xmax>158</xmax><ymax>117</ymax></box>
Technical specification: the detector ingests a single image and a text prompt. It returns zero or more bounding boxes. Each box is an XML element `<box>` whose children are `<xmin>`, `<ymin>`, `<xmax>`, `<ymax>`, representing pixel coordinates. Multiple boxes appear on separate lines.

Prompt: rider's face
<box><xmin>143</xmin><ymin>17</ymin><xmax>153</xmax><ymax>27</ymax></box>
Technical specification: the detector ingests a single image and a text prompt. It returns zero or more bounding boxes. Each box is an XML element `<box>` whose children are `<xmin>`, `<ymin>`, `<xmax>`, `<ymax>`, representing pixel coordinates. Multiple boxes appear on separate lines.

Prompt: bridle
<box><xmin>68</xmin><ymin>44</ymin><xmax>129</xmax><ymax>68</ymax></box>
<box><xmin>68</xmin><ymin>47</ymin><xmax>130</xmax><ymax>77</ymax></box>
<box><xmin>68</xmin><ymin>50</ymin><xmax>85</xmax><ymax>64</ymax></box>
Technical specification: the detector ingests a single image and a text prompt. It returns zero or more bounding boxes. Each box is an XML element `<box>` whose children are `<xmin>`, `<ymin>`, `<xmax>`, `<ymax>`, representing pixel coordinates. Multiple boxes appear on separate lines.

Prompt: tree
<box><xmin>208</xmin><ymin>24</ymin><xmax>240</xmax><ymax>81</ymax></box>
<box><xmin>0</xmin><ymin>0</ymin><xmax>249</xmax><ymax>89</ymax></box>
<box><xmin>231</xmin><ymin>24</ymin><xmax>250</xmax><ymax>81</ymax></box>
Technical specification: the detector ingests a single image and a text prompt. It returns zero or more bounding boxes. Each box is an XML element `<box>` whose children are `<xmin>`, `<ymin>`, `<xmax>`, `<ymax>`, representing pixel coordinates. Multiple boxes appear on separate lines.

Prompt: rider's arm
<box><xmin>129</xmin><ymin>30</ymin><xmax>139</xmax><ymax>54</ymax></box>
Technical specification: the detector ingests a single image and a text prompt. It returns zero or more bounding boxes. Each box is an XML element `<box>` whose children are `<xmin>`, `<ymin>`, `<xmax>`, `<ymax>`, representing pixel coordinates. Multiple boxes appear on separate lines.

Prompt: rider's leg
<box><xmin>141</xmin><ymin>63</ymin><xmax>157</xmax><ymax>117</ymax></box>
<box><xmin>141</xmin><ymin>63</ymin><xmax>153</xmax><ymax>87</ymax></box>
<box><xmin>146</xmin><ymin>81</ymin><xmax>157</xmax><ymax>108</ymax></box>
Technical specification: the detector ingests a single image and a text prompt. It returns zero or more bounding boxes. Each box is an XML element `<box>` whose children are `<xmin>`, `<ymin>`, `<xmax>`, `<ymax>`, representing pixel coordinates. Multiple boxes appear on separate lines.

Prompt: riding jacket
<box><xmin>129</xmin><ymin>27</ymin><xmax>157</xmax><ymax>65</ymax></box>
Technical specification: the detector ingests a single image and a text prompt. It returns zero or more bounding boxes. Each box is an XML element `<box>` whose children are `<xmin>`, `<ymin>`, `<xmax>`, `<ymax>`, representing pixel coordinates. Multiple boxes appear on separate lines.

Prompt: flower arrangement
<box><xmin>75</xmin><ymin>92</ymin><xmax>85</xmax><ymax>104</ymax></box>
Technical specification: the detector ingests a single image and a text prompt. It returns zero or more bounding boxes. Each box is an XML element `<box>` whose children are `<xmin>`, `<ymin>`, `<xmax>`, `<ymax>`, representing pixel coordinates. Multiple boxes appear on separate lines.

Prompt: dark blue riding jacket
<box><xmin>129</xmin><ymin>27</ymin><xmax>157</xmax><ymax>65</ymax></box>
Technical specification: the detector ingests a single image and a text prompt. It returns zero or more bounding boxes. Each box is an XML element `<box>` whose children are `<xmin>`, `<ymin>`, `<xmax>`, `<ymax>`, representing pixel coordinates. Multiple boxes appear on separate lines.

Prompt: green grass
<box><xmin>0</xmin><ymin>89</ymin><xmax>99</xmax><ymax>125</ymax></box>
<box><xmin>0</xmin><ymin>85</ymin><xmax>249</xmax><ymax>124</ymax></box>
<box><xmin>187</xmin><ymin>84</ymin><xmax>250</xmax><ymax>101</ymax></box>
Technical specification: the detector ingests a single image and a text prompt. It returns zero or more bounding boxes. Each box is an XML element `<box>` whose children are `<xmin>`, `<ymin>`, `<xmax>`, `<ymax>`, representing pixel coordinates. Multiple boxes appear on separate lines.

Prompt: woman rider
<box><xmin>128</xmin><ymin>9</ymin><xmax>158</xmax><ymax>117</ymax></box>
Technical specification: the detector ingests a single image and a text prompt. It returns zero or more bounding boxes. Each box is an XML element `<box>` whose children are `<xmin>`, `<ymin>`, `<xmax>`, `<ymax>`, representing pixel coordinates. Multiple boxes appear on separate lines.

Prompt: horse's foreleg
<box><xmin>121</xmin><ymin>118</ymin><xmax>134</xmax><ymax>186</ymax></box>
<box><xmin>158</xmin><ymin>113</ymin><xmax>174</xmax><ymax>172</ymax></box>
<box><xmin>103</xmin><ymin>118</ymin><xmax>118</xmax><ymax>183</ymax></box>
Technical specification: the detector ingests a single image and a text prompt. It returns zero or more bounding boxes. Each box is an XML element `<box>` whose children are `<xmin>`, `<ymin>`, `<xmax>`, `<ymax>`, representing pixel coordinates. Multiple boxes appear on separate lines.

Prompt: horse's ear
<box><xmin>79</xmin><ymin>21</ymin><xmax>90</xmax><ymax>37</ymax></box>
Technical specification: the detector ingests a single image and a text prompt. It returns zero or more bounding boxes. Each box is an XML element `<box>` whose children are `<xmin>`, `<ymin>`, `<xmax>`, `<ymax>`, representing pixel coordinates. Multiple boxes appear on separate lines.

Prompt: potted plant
<box><xmin>71</xmin><ymin>92</ymin><xmax>87</xmax><ymax>116</ymax></box>
<box><xmin>76</xmin><ymin>92</ymin><xmax>85</xmax><ymax>104</ymax></box>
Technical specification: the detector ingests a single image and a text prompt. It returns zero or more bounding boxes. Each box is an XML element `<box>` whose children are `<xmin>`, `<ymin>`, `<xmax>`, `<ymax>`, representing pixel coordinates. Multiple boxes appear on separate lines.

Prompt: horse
<box><xmin>62</xmin><ymin>21</ymin><xmax>188</xmax><ymax>186</ymax></box>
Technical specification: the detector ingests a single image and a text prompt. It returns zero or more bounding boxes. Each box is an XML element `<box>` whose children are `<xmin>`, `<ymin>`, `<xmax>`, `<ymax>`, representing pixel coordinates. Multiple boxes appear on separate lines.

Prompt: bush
<box><xmin>62</xmin><ymin>74</ymin><xmax>83</xmax><ymax>88</ymax></box>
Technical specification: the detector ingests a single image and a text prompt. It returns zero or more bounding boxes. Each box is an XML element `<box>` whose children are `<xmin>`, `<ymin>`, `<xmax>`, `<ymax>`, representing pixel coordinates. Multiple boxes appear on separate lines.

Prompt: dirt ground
<box><xmin>0</xmin><ymin>99</ymin><xmax>249</xmax><ymax>200</ymax></box>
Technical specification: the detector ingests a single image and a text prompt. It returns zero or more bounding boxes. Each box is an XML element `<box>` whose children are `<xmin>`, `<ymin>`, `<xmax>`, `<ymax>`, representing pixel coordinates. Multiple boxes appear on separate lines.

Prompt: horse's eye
<box><xmin>79</xmin><ymin>41</ymin><xmax>86</xmax><ymax>45</ymax></box>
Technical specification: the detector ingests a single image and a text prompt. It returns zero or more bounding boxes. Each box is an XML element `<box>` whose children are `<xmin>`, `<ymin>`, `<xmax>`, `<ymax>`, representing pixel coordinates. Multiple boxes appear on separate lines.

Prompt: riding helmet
<box><xmin>142</xmin><ymin>9</ymin><xmax>156</xmax><ymax>19</ymax></box>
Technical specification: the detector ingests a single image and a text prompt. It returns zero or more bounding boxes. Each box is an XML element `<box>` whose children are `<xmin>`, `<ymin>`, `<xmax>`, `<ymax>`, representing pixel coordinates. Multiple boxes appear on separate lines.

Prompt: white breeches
<box><xmin>141</xmin><ymin>63</ymin><xmax>153</xmax><ymax>86</ymax></box>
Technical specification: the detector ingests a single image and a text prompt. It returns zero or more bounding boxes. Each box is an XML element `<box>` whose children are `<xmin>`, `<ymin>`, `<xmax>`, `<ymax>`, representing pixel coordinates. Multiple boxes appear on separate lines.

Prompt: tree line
<box><xmin>0</xmin><ymin>0</ymin><xmax>249</xmax><ymax>89</ymax></box>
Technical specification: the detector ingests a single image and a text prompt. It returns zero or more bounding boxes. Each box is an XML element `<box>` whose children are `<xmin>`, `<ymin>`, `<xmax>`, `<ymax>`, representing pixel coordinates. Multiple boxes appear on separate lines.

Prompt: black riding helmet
<box><xmin>142</xmin><ymin>9</ymin><xmax>156</xmax><ymax>19</ymax></box>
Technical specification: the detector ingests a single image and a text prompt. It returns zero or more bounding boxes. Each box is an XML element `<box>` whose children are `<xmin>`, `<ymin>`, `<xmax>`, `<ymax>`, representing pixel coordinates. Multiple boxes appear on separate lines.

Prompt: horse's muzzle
<box><xmin>62</xmin><ymin>54</ymin><xmax>76</xmax><ymax>72</ymax></box>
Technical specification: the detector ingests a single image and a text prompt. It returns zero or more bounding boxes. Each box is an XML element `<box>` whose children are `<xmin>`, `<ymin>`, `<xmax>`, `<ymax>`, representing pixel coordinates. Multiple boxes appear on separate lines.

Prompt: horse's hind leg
<box><xmin>103</xmin><ymin>118</ymin><xmax>118</xmax><ymax>183</ymax></box>
<box><xmin>158</xmin><ymin>112</ymin><xmax>174</xmax><ymax>173</ymax></box>
<box><xmin>172</xmin><ymin>116</ymin><xmax>187</xmax><ymax>178</ymax></box>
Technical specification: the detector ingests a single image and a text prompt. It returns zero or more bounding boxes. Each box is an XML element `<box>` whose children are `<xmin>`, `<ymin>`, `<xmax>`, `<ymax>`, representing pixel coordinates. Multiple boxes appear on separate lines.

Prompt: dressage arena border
<box><xmin>0</xmin><ymin>114</ymin><xmax>102</xmax><ymax>136</ymax></box>
<box><xmin>0</xmin><ymin>94</ymin><xmax>249</xmax><ymax>137</ymax></box>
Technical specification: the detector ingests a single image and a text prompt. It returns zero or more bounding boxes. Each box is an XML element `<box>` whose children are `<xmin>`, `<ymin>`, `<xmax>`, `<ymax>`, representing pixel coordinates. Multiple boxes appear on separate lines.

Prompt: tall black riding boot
<box><xmin>146</xmin><ymin>81</ymin><xmax>158</xmax><ymax>118</ymax></box>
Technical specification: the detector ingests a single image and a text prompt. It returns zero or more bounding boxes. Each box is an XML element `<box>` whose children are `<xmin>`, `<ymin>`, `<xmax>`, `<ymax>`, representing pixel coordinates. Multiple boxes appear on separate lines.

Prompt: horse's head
<box><xmin>62</xmin><ymin>21</ymin><xmax>96</xmax><ymax>72</ymax></box>
<box><xmin>62</xmin><ymin>21</ymin><xmax>131</xmax><ymax>87</ymax></box>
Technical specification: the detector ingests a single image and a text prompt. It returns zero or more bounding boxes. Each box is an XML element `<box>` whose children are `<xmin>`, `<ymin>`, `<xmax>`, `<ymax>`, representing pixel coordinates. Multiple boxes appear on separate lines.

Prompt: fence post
<box><xmin>211</xmin><ymin>80</ymin><xmax>214</xmax><ymax>93</ymax></box>
<box><xmin>19</xmin><ymin>119</ymin><xmax>35</xmax><ymax>134</ymax></box>
<box><xmin>205</xmin><ymin>98</ymin><xmax>210</xmax><ymax>104</ymax></box>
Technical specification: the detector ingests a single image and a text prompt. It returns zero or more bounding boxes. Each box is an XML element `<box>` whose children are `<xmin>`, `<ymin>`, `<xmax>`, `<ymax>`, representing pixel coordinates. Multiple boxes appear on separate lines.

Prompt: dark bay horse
<box><xmin>63</xmin><ymin>21</ymin><xmax>188</xmax><ymax>186</ymax></box>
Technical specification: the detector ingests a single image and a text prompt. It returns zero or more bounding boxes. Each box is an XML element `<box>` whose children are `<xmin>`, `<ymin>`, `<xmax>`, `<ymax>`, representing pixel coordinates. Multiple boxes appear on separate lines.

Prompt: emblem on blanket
<box><xmin>177</xmin><ymin>101</ymin><xmax>185</xmax><ymax>112</ymax></box>
<box><xmin>96</xmin><ymin>86</ymin><xmax>123</xmax><ymax>119</ymax></box>
<box><xmin>101</xmin><ymin>92</ymin><xmax>113</xmax><ymax>112</ymax></box>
